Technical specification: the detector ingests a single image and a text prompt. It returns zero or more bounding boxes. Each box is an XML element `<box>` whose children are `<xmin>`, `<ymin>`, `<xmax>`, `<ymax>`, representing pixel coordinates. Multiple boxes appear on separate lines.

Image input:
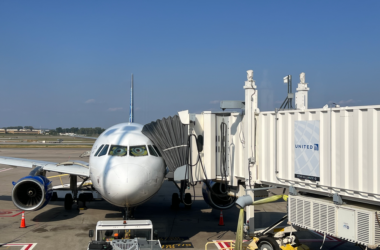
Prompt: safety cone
<box><xmin>218</xmin><ymin>210</ymin><xmax>225</xmax><ymax>226</ymax></box>
<box><xmin>19</xmin><ymin>211</ymin><xmax>26</xmax><ymax>228</ymax></box>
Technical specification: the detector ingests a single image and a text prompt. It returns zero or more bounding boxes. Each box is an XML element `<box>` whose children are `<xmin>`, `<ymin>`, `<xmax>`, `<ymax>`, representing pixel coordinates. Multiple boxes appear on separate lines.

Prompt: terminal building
<box><xmin>0</xmin><ymin>128</ymin><xmax>43</xmax><ymax>134</ymax></box>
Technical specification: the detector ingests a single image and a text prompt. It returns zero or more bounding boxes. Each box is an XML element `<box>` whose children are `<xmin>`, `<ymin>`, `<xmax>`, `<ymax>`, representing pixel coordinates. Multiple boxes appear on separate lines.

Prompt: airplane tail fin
<box><xmin>129</xmin><ymin>74</ymin><xmax>134</xmax><ymax>123</ymax></box>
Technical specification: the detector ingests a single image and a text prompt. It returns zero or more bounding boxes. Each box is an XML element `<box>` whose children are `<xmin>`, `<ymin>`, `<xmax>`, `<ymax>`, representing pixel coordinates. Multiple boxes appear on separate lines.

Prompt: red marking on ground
<box><xmin>214</xmin><ymin>240</ymin><xmax>248</xmax><ymax>249</ymax></box>
<box><xmin>1</xmin><ymin>243</ymin><xmax>37</xmax><ymax>250</ymax></box>
<box><xmin>0</xmin><ymin>210</ymin><xmax>23</xmax><ymax>217</ymax></box>
<box><xmin>0</xmin><ymin>168</ymin><xmax>13</xmax><ymax>173</ymax></box>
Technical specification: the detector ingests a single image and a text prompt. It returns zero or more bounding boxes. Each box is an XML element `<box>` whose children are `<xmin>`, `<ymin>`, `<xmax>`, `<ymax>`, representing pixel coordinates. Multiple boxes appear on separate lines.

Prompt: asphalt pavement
<box><xmin>0</xmin><ymin>148</ymin><xmax>359</xmax><ymax>250</ymax></box>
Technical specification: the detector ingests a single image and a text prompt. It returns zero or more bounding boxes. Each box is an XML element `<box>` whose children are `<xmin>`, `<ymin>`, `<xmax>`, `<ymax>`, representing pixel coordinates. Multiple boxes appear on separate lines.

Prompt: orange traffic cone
<box><xmin>218</xmin><ymin>210</ymin><xmax>224</xmax><ymax>226</ymax></box>
<box><xmin>20</xmin><ymin>211</ymin><xmax>26</xmax><ymax>228</ymax></box>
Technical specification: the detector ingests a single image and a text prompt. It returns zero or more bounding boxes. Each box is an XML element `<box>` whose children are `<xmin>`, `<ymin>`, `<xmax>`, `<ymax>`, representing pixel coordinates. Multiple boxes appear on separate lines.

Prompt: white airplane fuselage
<box><xmin>89</xmin><ymin>122</ymin><xmax>165</xmax><ymax>207</ymax></box>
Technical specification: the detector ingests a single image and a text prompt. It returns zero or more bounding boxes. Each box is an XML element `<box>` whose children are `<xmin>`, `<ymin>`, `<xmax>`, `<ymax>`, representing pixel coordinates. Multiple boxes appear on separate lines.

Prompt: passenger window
<box><xmin>148</xmin><ymin>145</ymin><xmax>158</xmax><ymax>157</ymax></box>
<box><xmin>98</xmin><ymin>145</ymin><xmax>109</xmax><ymax>157</ymax></box>
<box><xmin>129</xmin><ymin>145</ymin><xmax>148</xmax><ymax>157</ymax></box>
<box><xmin>109</xmin><ymin>145</ymin><xmax>128</xmax><ymax>156</ymax></box>
<box><xmin>153</xmin><ymin>145</ymin><xmax>162</xmax><ymax>157</ymax></box>
<box><xmin>95</xmin><ymin>145</ymin><xmax>104</xmax><ymax>156</ymax></box>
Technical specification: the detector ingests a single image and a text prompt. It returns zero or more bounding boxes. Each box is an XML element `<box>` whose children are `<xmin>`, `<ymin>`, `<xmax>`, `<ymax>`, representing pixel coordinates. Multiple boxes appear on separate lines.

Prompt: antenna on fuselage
<box><xmin>129</xmin><ymin>74</ymin><xmax>134</xmax><ymax>123</ymax></box>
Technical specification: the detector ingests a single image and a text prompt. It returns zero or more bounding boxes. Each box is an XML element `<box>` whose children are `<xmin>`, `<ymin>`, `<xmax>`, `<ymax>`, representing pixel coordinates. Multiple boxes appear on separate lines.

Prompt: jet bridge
<box><xmin>144</xmin><ymin>70</ymin><xmax>380</xmax><ymax>249</ymax></box>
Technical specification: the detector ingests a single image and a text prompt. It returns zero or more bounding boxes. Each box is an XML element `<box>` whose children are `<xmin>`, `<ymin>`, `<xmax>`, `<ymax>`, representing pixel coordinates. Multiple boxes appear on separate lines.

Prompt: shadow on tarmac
<box><xmin>0</xmin><ymin>195</ymin><xmax>12</xmax><ymax>201</ymax></box>
<box><xmin>32</xmin><ymin>207</ymin><xmax>84</xmax><ymax>222</ymax></box>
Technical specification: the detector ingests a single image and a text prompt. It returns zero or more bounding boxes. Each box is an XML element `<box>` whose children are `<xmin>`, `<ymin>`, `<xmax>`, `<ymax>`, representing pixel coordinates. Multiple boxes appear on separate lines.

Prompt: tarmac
<box><xmin>0</xmin><ymin>148</ymin><xmax>360</xmax><ymax>250</ymax></box>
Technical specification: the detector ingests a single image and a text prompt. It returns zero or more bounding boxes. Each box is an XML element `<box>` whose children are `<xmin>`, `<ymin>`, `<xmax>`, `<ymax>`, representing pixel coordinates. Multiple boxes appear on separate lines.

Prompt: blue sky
<box><xmin>0</xmin><ymin>1</ymin><xmax>379</xmax><ymax>129</ymax></box>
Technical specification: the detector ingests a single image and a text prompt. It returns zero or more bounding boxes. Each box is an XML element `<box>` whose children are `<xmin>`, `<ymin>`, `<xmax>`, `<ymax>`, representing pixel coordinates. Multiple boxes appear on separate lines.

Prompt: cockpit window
<box><xmin>129</xmin><ymin>145</ymin><xmax>148</xmax><ymax>157</ymax></box>
<box><xmin>148</xmin><ymin>145</ymin><xmax>158</xmax><ymax>157</ymax></box>
<box><xmin>109</xmin><ymin>145</ymin><xmax>128</xmax><ymax>156</ymax></box>
<box><xmin>98</xmin><ymin>144</ymin><xmax>109</xmax><ymax>157</ymax></box>
<box><xmin>95</xmin><ymin>145</ymin><xmax>104</xmax><ymax>156</ymax></box>
<box><xmin>148</xmin><ymin>145</ymin><xmax>159</xmax><ymax>157</ymax></box>
<box><xmin>153</xmin><ymin>145</ymin><xmax>162</xmax><ymax>157</ymax></box>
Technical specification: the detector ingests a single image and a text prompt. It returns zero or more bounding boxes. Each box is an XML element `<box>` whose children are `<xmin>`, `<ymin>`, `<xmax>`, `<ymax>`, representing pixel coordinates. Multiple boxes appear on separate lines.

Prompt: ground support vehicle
<box><xmin>87</xmin><ymin>220</ymin><xmax>160</xmax><ymax>250</ymax></box>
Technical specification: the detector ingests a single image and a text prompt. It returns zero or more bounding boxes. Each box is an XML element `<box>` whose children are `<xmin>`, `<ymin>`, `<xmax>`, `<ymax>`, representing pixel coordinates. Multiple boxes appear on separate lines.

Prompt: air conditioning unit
<box><xmin>288</xmin><ymin>194</ymin><xmax>380</xmax><ymax>249</ymax></box>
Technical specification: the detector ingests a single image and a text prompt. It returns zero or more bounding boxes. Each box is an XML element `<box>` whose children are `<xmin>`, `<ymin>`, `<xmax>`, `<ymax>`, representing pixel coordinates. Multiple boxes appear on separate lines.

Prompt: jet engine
<box><xmin>202</xmin><ymin>181</ymin><xmax>237</xmax><ymax>210</ymax></box>
<box><xmin>12</xmin><ymin>167</ymin><xmax>53</xmax><ymax>211</ymax></box>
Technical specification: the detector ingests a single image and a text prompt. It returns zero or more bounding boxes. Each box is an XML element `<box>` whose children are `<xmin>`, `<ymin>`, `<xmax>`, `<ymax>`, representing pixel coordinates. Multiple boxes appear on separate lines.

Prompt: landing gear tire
<box><xmin>171</xmin><ymin>193</ymin><xmax>180</xmax><ymax>209</ymax></box>
<box><xmin>257</xmin><ymin>236</ymin><xmax>280</xmax><ymax>250</ymax></box>
<box><xmin>64</xmin><ymin>193</ymin><xmax>73</xmax><ymax>210</ymax></box>
<box><xmin>184</xmin><ymin>193</ymin><xmax>192</xmax><ymax>209</ymax></box>
<box><xmin>77</xmin><ymin>194</ymin><xmax>87</xmax><ymax>210</ymax></box>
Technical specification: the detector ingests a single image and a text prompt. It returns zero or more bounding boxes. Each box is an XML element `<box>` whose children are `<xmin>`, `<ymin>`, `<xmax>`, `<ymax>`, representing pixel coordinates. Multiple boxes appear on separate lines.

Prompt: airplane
<box><xmin>0</xmin><ymin>74</ymin><xmax>235</xmax><ymax>219</ymax></box>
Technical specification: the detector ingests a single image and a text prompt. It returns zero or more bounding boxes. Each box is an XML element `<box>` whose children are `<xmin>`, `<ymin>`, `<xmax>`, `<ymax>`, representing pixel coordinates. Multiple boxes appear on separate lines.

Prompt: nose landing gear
<box><xmin>122</xmin><ymin>207</ymin><xmax>135</xmax><ymax>220</ymax></box>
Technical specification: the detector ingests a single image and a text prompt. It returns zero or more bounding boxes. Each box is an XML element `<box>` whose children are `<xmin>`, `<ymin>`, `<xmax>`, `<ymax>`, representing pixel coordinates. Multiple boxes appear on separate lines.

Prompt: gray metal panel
<box><xmin>220</xmin><ymin>100</ymin><xmax>245</xmax><ymax>110</ymax></box>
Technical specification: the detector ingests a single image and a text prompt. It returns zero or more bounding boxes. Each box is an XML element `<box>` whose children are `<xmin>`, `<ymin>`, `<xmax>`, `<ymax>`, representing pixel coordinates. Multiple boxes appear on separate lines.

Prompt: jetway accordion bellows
<box><xmin>142</xmin><ymin>115</ymin><xmax>188</xmax><ymax>172</ymax></box>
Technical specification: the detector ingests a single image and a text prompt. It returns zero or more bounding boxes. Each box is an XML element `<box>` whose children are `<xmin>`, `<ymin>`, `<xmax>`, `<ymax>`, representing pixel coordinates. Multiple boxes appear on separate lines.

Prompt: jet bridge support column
<box><xmin>244</xmin><ymin>70</ymin><xmax>258</xmax><ymax>235</ymax></box>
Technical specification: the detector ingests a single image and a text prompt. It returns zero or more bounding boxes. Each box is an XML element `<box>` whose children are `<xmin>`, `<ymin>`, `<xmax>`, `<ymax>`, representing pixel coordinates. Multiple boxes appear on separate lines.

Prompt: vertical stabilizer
<box><xmin>129</xmin><ymin>74</ymin><xmax>134</xmax><ymax>123</ymax></box>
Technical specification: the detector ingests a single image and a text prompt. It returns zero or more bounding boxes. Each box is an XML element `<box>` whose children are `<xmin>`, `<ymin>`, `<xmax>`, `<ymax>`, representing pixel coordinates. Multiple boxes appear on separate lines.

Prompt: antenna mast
<box><xmin>129</xmin><ymin>74</ymin><xmax>134</xmax><ymax>123</ymax></box>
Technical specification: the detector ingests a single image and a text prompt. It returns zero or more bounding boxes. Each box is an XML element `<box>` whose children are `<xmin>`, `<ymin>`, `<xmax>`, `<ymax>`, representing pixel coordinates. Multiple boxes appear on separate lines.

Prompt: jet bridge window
<box><xmin>148</xmin><ymin>145</ymin><xmax>159</xmax><ymax>157</ymax></box>
<box><xmin>129</xmin><ymin>145</ymin><xmax>148</xmax><ymax>157</ymax></box>
<box><xmin>94</xmin><ymin>145</ymin><xmax>104</xmax><ymax>156</ymax></box>
<box><xmin>98</xmin><ymin>144</ymin><xmax>109</xmax><ymax>157</ymax></box>
<box><xmin>109</xmin><ymin>145</ymin><xmax>128</xmax><ymax>156</ymax></box>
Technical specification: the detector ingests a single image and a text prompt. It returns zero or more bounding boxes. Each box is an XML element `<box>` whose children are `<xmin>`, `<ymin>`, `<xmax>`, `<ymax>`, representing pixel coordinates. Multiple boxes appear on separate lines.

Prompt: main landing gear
<box><xmin>171</xmin><ymin>180</ymin><xmax>192</xmax><ymax>209</ymax></box>
<box><xmin>64</xmin><ymin>175</ymin><xmax>89</xmax><ymax>210</ymax></box>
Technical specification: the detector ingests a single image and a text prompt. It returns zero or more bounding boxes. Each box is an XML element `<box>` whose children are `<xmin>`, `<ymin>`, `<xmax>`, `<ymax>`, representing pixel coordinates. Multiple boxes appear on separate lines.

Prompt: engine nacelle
<box><xmin>202</xmin><ymin>181</ymin><xmax>237</xmax><ymax>210</ymax></box>
<box><xmin>12</xmin><ymin>168</ymin><xmax>53</xmax><ymax>211</ymax></box>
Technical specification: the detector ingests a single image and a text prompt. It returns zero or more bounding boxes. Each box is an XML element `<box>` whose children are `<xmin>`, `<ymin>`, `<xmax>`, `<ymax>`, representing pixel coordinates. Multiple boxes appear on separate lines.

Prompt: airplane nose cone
<box><xmin>104</xmin><ymin>163</ymin><xmax>148</xmax><ymax>206</ymax></box>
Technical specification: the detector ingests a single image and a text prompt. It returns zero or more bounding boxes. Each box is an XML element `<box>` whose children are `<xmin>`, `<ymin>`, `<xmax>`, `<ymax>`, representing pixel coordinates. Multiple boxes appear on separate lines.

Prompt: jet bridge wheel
<box><xmin>64</xmin><ymin>193</ymin><xmax>73</xmax><ymax>210</ymax></box>
<box><xmin>171</xmin><ymin>193</ymin><xmax>180</xmax><ymax>209</ymax></box>
<box><xmin>257</xmin><ymin>236</ymin><xmax>280</xmax><ymax>250</ymax></box>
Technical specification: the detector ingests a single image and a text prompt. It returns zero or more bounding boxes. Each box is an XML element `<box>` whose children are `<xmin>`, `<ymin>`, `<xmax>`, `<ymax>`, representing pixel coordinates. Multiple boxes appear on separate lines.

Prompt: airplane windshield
<box><xmin>148</xmin><ymin>145</ymin><xmax>159</xmax><ymax>157</ymax></box>
<box><xmin>95</xmin><ymin>145</ymin><xmax>104</xmax><ymax>156</ymax></box>
<box><xmin>98</xmin><ymin>145</ymin><xmax>109</xmax><ymax>157</ymax></box>
<box><xmin>153</xmin><ymin>145</ymin><xmax>162</xmax><ymax>157</ymax></box>
<box><xmin>97</xmin><ymin>229</ymin><xmax>151</xmax><ymax>242</ymax></box>
<box><xmin>129</xmin><ymin>145</ymin><xmax>148</xmax><ymax>157</ymax></box>
<box><xmin>109</xmin><ymin>145</ymin><xmax>128</xmax><ymax>156</ymax></box>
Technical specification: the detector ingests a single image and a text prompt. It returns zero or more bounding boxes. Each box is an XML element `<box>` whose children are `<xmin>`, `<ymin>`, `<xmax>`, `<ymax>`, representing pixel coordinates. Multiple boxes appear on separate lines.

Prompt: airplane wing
<box><xmin>0</xmin><ymin>156</ymin><xmax>89</xmax><ymax>177</ymax></box>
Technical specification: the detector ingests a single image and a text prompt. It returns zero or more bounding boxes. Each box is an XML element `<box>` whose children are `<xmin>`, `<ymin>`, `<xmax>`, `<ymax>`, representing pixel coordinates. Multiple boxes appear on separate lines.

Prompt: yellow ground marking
<box><xmin>48</xmin><ymin>174</ymin><xmax>69</xmax><ymax>186</ymax></box>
